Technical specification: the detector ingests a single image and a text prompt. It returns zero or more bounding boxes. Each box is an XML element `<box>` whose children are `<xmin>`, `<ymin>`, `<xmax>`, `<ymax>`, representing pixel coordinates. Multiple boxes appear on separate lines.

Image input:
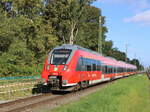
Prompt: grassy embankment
<box><xmin>0</xmin><ymin>78</ymin><xmax>42</xmax><ymax>100</ymax></box>
<box><xmin>51</xmin><ymin>74</ymin><xmax>150</xmax><ymax>112</ymax></box>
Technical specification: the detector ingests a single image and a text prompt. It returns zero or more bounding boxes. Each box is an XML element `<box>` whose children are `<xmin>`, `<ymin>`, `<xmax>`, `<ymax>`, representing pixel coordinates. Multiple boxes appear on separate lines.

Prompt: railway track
<box><xmin>0</xmin><ymin>93</ymin><xmax>63</xmax><ymax>112</ymax></box>
<box><xmin>0</xmin><ymin>75</ymin><xmax>135</xmax><ymax>112</ymax></box>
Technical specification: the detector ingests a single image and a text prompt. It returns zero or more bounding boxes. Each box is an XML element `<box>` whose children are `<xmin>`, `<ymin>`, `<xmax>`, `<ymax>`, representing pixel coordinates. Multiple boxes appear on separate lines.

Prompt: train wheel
<box><xmin>73</xmin><ymin>83</ymin><xmax>81</xmax><ymax>91</ymax></box>
<box><xmin>80</xmin><ymin>81</ymin><xmax>89</xmax><ymax>89</ymax></box>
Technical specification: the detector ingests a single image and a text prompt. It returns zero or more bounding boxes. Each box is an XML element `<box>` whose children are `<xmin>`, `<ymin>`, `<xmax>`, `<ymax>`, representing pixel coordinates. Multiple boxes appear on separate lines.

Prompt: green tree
<box><xmin>0</xmin><ymin>0</ymin><xmax>57</xmax><ymax>76</ymax></box>
<box><xmin>44</xmin><ymin>0</ymin><xmax>96</xmax><ymax>44</ymax></box>
<box><xmin>130</xmin><ymin>59</ymin><xmax>144</xmax><ymax>70</ymax></box>
<box><xmin>75</xmin><ymin>5</ymin><xmax>100</xmax><ymax>50</ymax></box>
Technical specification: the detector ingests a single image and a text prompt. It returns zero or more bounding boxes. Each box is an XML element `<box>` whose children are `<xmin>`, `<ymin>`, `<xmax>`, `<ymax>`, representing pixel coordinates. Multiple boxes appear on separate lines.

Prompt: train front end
<box><xmin>41</xmin><ymin>46</ymin><xmax>77</xmax><ymax>91</ymax></box>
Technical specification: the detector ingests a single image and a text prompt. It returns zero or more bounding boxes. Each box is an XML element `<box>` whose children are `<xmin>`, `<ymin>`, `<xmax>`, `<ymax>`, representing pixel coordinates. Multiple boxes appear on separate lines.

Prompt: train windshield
<box><xmin>50</xmin><ymin>49</ymin><xmax>72</xmax><ymax>65</ymax></box>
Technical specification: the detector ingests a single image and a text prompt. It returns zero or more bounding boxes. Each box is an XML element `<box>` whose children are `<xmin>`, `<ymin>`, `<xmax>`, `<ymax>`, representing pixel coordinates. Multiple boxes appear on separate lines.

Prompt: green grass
<box><xmin>51</xmin><ymin>74</ymin><xmax>150</xmax><ymax>112</ymax></box>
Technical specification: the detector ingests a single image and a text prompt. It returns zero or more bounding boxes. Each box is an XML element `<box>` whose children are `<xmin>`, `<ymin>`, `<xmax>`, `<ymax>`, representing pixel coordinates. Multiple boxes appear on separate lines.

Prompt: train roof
<box><xmin>54</xmin><ymin>44</ymin><xmax>103</xmax><ymax>56</ymax></box>
<box><xmin>54</xmin><ymin>44</ymin><xmax>137</xmax><ymax>69</ymax></box>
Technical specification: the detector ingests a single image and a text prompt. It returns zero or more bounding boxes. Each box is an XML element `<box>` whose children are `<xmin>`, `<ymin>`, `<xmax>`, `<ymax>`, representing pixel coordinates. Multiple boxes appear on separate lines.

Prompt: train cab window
<box><xmin>50</xmin><ymin>49</ymin><xmax>72</xmax><ymax>65</ymax></box>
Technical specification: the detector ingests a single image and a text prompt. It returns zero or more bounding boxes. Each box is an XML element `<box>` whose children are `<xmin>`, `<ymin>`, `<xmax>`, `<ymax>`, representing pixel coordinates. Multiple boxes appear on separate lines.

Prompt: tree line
<box><xmin>0</xmin><ymin>0</ymin><xmax>143</xmax><ymax>77</ymax></box>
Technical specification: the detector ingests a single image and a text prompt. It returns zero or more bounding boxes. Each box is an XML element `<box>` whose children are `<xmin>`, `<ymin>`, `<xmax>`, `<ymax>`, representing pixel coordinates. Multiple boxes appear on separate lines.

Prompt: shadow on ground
<box><xmin>32</xmin><ymin>83</ymin><xmax>69</xmax><ymax>95</ymax></box>
<box><xmin>32</xmin><ymin>83</ymin><xmax>51</xmax><ymax>94</ymax></box>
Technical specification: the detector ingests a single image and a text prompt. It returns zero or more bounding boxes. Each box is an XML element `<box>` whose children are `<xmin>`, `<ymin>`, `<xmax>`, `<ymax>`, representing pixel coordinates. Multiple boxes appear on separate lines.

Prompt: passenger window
<box><xmin>101</xmin><ymin>66</ymin><xmax>105</xmax><ymax>74</ymax></box>
<box><xmin>92</xmin><ymin>63</ymin><xmax>96</xmax><ymax>71</ymax></box>
<box><xmin>76</xmin><ymin>57</ymin><xmax>85</xmax><ymax>71</ymax></box>
<box><xmin>97</xmin><ymin>61</ymin><xmax>101</xmax><ymax>71</ymax></box>
<box><xmin>76</xmin><ymin>58</ymin><xmax>82</xmax><ymax>71</ymax></box>
<box><xmin>105</xmin><ymin>66</ymin><xmax>108</xmax><ymax>74</ymax></box>
<box><xmin>86</xmin><ymin>59</ymin><xmax>91</xmax><ymax>71</ymax></box>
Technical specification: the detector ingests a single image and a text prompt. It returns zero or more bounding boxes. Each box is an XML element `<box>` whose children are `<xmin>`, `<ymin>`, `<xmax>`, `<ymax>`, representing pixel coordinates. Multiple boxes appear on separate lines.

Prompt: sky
<box><xmin>93</xmin><ymin>0</ymin><xmax>150</xmax><ymax>67</ymax></box>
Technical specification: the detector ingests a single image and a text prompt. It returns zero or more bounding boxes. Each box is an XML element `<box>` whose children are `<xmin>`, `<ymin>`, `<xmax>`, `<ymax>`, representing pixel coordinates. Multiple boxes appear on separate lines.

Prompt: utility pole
<box><xmin>98</xmin><ymin>16</ymin><xmax>102</xmax><ymax>54</ymax></box>
<box><xmin>125</xmin><ymin>44</ymin><xmax>128</xmax><ymax>62</ymax></box>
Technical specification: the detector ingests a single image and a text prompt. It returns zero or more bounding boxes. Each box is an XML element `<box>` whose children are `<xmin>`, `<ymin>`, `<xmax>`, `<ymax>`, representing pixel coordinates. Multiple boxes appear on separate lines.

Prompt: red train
<box><xmin>41</xmin><ymin>44</ymin><xmax>137</xmax><ymax>91</ymax></box>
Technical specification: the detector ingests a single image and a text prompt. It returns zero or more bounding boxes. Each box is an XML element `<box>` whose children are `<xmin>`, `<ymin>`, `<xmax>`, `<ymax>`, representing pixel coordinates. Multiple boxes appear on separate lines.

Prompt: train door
<box><xmin>80</xmin><ymin>57</ymin><xmax>85</xmax><ymax>82</ymax></box>
<box><xmin>101</xmin><ymin>65</ymin><xmax>105</xmax><ymax>81</ymax></box>
<box><xmin>79</xmin><ymin>56</ymin><xmax>89</xmax><ymax>88</ymax></box>
<box><xmin>76</xmin><ymin>56</ymin><xmax>86</xmax><ymax>82</ymax></box>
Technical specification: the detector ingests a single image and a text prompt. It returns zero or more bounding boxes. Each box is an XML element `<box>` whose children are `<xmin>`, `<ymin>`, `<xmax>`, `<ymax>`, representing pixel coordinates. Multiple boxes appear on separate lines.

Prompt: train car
<box><xmin>41</xmin><ymin>44</ymin><xmax>137</xmax><ymax>91</ymax></box>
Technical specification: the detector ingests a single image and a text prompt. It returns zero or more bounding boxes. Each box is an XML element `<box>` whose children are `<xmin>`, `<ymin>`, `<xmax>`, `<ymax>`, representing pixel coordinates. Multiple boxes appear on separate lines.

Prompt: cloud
<box><xmin>96</xmin><ymin>0</ymin><xmax>150</xmax><ymax>26</ymax></box>
<box><xmin>124</xmin><ymin>10</ymin><xmax>150</xmax><ymax>26</ymax></box>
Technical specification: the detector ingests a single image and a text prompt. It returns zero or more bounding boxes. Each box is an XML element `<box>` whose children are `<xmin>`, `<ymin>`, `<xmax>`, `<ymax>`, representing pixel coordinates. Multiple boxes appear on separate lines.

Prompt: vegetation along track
<box><xmin>0</xmin><ymin>75</ymin><xmax>137</xmax><ymax>112</ymax></box>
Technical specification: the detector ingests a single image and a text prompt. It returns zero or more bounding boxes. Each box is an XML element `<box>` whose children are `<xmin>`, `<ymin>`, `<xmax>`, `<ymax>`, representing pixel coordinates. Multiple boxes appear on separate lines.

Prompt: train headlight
<box><xmin>62</xmin><ymin>80</ymin><xmax>68</xmax><ymax>85</ymax></box>
<box><xmin>63</xmin><ymin>65</ymin><xmax>68</xmax><ymax>71</ymax></box>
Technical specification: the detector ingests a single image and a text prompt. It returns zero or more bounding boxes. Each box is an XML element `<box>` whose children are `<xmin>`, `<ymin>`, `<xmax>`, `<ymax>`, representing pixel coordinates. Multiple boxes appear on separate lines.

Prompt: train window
<box><xmin>119</xmin><ymin>68</ymin><xmax>122</xmax><ymax>73</ymax></box>
<box><xmin>120</xmin><ymin>68</ymin><xmax>122</xmax><ymax>73</ymax></box>
<box><xmin>114</xmin><ymin>68</ymin><xmax>117</xmax><ymax>73</ymax></box>
<box><xmin>76</xmin><ymin>57</ymin><xmax>103</xmax><ymax>72</ymax></box>
<box><xmin>97</xmin><ymin>61</ymin><xmax>101</xmax><ymax>71</ymax></box>
<box><xmin>107</xmin><ymin>67</ymin><xmax>113</xmax><ymax>74</ymax></box>
<box><xmin>76</xmin><ymin>58</ymin><xmax>82</xmax><ymax>71</ymax></box>
<box><xmin>123</xmin><ymin>68</ymin><xmax>125</xmax><ymax>72</ymax></box>
<box><xmin>105</xmin><ymin>66</ymin><xmax>108</xmax><ymax>74</ymax></box>
<box><xmin>76</xmin><ymin>57</ymin><xmax>88</xmax><ymax>71</ymax></box>
<box><xmin>120</xmin><ymin>68</ymin><xmax>122</xmax><ymax>72</ymax></box>
<box><xmin>50</xmin><ymin>49</ymin><xmax>72</xmax><ymax>65</ymax></box>
<box><xmin>92</xmin><ymin>63</ymin><xmax>97</xmax><ymax>71</ymax></box>
<box><xmin>101</xmin><ymin>66</ymin><xmax>104</xmax><ymax>73</ymax></box>
<box><xmin>117</xmin><ymin>68</ymin><xmax>119</xmax><ymax>73</ymax></box>
<box><xmin>86</xmin><ymin>59</ymin><xmax>92</xmax><ymax>71</ymax></box>
<box><xmin>108</xmin><ymin>67</ymin><xmax>110</xmax><ymax>74</ymax></box>
<box><xmin>101</xmin><ymin>66</ymin><xmax>104</xmax><ymax>74</ymax></box>
<box><xmin>118</xmin><ymin>68</ymin><xmax>120</xmax><ymax>73</ymax></box>
<box><xmin>111</xmin><ymin>68</ymin><xmax>113</xmax><ymax>73</ymax></box>
<box><xmin>124</xmin><ymin>68</ymin><xmax>126</xmax><ymax>72</ymax></box>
